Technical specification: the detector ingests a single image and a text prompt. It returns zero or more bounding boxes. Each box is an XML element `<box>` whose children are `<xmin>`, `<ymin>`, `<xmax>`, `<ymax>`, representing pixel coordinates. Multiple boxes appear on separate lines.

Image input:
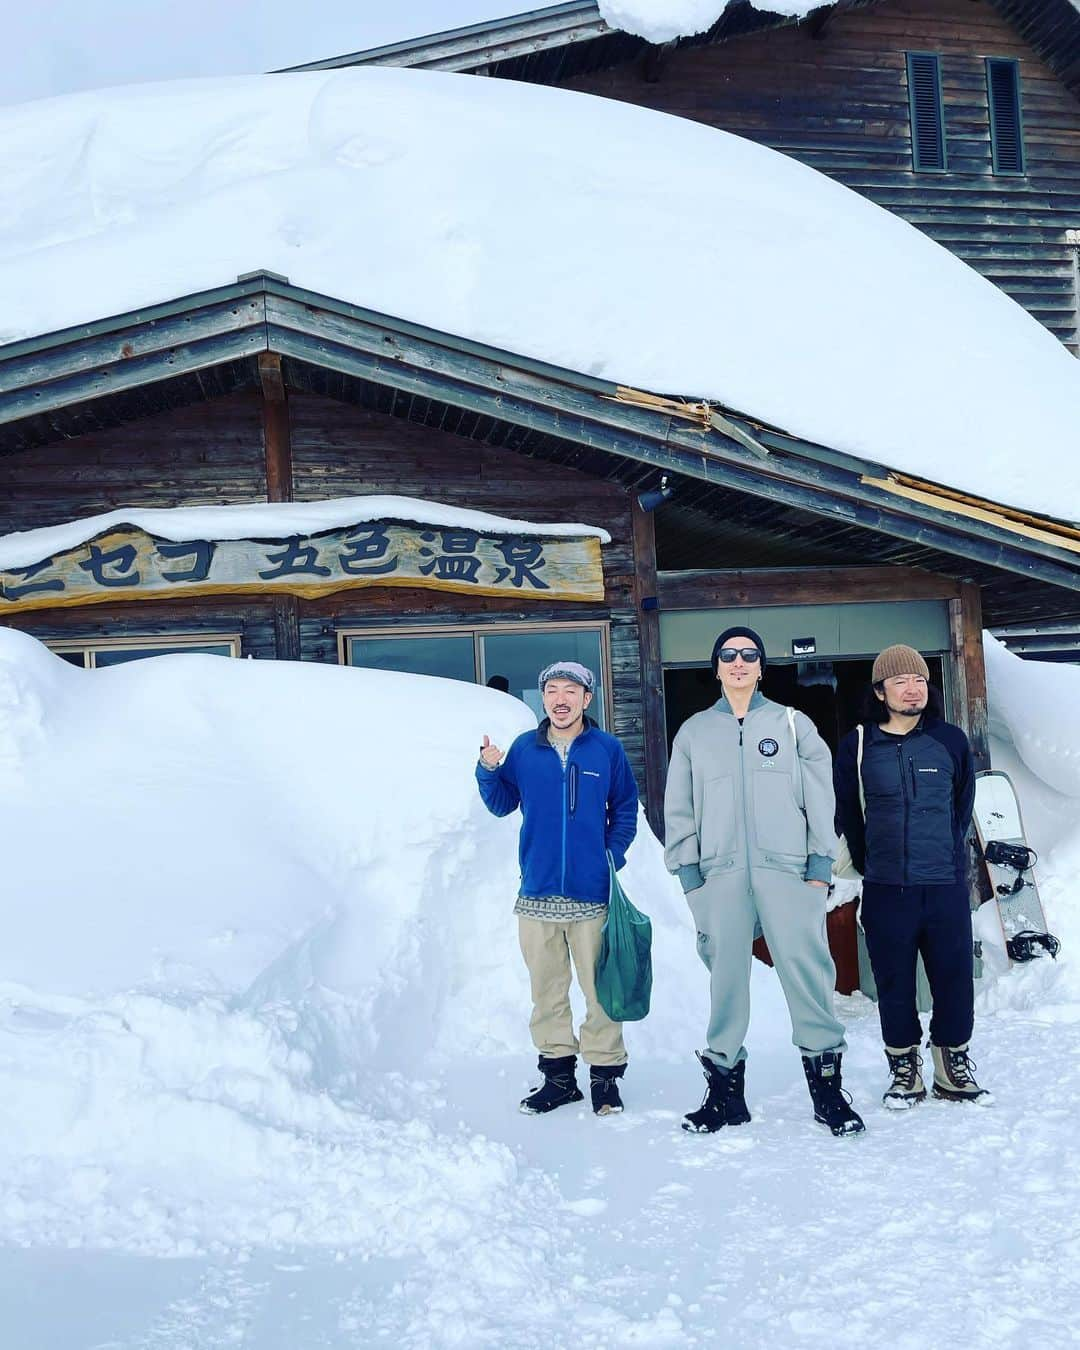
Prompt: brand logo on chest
<box><xmin>758</xmin><ymin>738</ymin><xmax>780</xmax><ymax>758</ymax></box>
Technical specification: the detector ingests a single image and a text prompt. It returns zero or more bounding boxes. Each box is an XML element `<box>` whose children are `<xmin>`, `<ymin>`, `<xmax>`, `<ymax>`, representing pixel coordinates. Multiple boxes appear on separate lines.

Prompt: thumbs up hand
<box><xmin>479</xmin><ymin>734</ymin><xmax>503</xmax><ymax>769</ymax></box>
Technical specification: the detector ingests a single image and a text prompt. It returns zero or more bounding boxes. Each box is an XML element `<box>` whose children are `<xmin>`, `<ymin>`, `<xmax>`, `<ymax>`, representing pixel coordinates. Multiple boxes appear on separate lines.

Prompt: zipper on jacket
<box><xmin>738</xmin><ymin>720</ymin><xmax>753</xmax><ymax>895</ymax></box>
<box><xmin>898</xmin><ymin>743</ymin><xmax>910</xmax><ymax>884</ymax></box>
<box><xmin>560</xmin><ymin>749</ymin><xmax>569</xmax><ymax>895</ymax></box>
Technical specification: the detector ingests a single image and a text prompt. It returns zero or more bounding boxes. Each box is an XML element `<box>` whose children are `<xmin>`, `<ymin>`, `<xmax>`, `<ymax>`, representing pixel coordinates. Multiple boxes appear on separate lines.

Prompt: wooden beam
<box><xmin>631</xmin><ymin>499</ymin><xmax>667</xmax><ymax>839</ymax></box>
<box><xmin>657</xmin><ymin>566</ymin><xmax>964</xmax><ymax>611</ymax></box>
<box><xmin>951</xmin><ymin>582</ymin><xmax>990</xmax><ymax>771</ymax></box>
<box><xmin>273</xmin><ymin>594</ymin><xmax>301</xmax><ymax>661</ymax></box>
<box><xmin>259</xmin><ymin>352</ymin><xmax>292</xmax><ymax>503</ymax></box>
<box><xmin>269</xmin><ymin>323</ymin><xmax>1080</xmax><ymax>592</ymax></box>
<box><xmin>0</xmin><ymin>327</ymin><xmax>266</xmax><ymax>427</ymax></box>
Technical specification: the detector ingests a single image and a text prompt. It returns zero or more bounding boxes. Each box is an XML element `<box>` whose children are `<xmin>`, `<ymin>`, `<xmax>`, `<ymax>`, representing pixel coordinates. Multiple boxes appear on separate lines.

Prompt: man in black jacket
<box><xmin>834</xmin><ymin>644</ymin><xmax>991</xmax><ymax>1108</ymax></box>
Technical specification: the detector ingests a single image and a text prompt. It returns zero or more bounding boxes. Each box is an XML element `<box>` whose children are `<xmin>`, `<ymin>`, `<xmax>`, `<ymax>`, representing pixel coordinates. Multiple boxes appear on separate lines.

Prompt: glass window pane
<box><xmin>348</xmin><ymin>634</ymin><xmax>476</xmax><ymax>685</ymax></box>
<box><xmin>481</xmin><ymin>629</ymin><xmax>605</xmax><ymax>728</ymax></box>
<box><xmin>54</xmin><ymin>650</ymin><xmax>89</xmax><ymax>668</ymax></box>
<box><xmin>94</xmin><ymin>644</ymin><xmax>234</xmax><ymax>667</ymax></box>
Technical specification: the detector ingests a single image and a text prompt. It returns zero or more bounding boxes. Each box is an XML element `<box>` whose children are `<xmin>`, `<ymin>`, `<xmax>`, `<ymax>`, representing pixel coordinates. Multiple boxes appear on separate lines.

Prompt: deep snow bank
<box><xmin>599</xmin><ymin>0</ymin><xmax>815</xmax><ymax>44</ymax></box>
<box><xmin>1</xmin><ymin>69</ymin><xmax>1078</xmax><ymax>520</ymax></box>
<box><xmin>982</xmin><ymin>635</ymin><xmax>1080</xmax><ymax>970</ymax></box>
<box><xmin>0</xmin><ymin>628</ymin><xmax>700</xmax><ymax>1255</ymax></box>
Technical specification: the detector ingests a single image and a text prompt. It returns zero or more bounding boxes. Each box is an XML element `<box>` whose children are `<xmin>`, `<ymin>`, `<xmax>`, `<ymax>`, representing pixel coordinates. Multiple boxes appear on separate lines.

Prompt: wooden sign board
<box><xmin>0</xmin><ymin>521</ymin><xmax>606</xmax><ymax>615</ymax></box>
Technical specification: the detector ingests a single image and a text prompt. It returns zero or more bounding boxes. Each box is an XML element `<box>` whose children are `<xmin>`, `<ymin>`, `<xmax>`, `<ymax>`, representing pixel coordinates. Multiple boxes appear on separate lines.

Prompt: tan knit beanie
<box><xmin>872</xmin><ymin>644</ymin><xmax>930</xmax><ymax>684</ymax></box>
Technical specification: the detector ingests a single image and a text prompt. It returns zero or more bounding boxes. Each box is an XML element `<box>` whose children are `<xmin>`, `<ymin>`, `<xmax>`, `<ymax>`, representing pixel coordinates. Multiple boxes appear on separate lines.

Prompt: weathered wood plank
<box><xmin>562</xmin><ymin>0</ymin><xmax>1080</xmax><ymax>347</ymax></box>
<box><xmin>658</xmin><ymin>566</ymin><xmax>964</xmax><ymax>610</ymax></box>
<box><xmin>631</xmin><ymin>499</ymin><xmax>667</xmax><ymax>836</ymax></box>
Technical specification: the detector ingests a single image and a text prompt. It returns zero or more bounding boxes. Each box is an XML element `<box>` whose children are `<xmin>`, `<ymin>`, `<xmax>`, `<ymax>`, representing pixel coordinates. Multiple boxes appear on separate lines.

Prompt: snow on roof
<box><xmin>0</xmin><ymin>496</ymin><xmax>609</xmax><ymax>573</ymax></box>
<box><xmin>597</xmin><ymin>0</ymin><xmax>815</xmax><ymax>44</ymax></box>
<box><xmin>1</xmin><ymin>69</ymin><xmax>1078</xmax><ymax>522</ymax></box>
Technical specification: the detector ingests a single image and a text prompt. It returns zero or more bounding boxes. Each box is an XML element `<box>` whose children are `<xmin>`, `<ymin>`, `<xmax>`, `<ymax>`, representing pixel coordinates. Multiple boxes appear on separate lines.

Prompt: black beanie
<box><xmin>711</xmin><ymin>626</ymin><xmax>767</xmax><ymax>676</ymax></box>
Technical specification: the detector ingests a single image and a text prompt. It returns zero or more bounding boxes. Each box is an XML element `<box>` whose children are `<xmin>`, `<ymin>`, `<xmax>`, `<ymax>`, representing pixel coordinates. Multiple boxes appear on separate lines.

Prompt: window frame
<box><xmin>906</xmin><ymin>51</ymin><xmax>948</xmax><ymax>174</ymax></box>
<box><xmin>46</xmin><ymin>632</ymin><xmax>243</xmax><ymax>668</ymax></box>
<box><xmin>337</xmin><ymin>619</ymin><xmax>614</xmax><ymax>728</ymax></box>
<box><xmin>985</xmin><ymin>56</ymin><xmax>1026</xmax><ymax>177</ymax></box>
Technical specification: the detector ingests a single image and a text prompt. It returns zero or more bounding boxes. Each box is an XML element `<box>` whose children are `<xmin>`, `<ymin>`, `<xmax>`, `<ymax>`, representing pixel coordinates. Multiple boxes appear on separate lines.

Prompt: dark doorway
<box><xmin>664</xmin><ymin>655</ymin><xmax>947</xmax><ymax>753</ymax></box>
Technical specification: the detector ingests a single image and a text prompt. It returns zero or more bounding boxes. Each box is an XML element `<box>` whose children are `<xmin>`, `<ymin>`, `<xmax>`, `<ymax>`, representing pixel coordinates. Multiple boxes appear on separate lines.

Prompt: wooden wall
<box><xmin>0</xmin><ymin>393</ymin><xmax>267</xmax><ymax>533</ymax></box>
<box><xmin>563</xmin><ymin>0</ymin><xmax>1080</xmax><ymax>351</ymax></box>
<box><xmin>287</xmin><ymin>394</ymin><xmax>645</xmax><ymax>783</ymax></box>
<box><xmin>0</xmin><ymin>391</ymin><xmax>648</xmax><ymax>793</ymax></box>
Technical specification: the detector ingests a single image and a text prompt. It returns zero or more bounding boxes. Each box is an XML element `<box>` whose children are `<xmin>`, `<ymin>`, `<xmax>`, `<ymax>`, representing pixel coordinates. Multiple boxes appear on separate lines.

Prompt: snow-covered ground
<box><xmin>1</xmin><ymin>627</ymin><xmax>1079</xmax><ymax>1347</ymax></box>
<box><xmin>2</xmin><ymin>69</ymin><xmax>1078</xmax><ymax>521</ymax></box>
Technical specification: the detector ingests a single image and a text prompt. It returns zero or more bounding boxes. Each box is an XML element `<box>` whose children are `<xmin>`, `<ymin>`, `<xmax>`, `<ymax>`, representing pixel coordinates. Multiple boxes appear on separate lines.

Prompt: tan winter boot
<box><xmin>883</xmin><ymin>1045</ymin><xmax>927</xmax><ymax>1110</ymax></box>
<box><xmin>931</xmin><ymin>1043</ymin><xmax>993</xmax><ymax>1105</ymax></box>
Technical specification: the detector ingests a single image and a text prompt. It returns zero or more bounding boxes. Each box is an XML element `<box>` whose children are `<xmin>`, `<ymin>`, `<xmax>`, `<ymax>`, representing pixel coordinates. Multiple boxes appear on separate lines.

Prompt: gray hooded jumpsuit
<box><xmin>664</xmin><ymin>691</ymin><xmax>845</xmax><ymax>1068</ymax></box>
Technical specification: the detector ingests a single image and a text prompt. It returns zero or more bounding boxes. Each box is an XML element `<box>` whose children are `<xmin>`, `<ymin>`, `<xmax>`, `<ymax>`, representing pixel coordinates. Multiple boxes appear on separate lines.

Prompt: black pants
<box><xmin>860</xmin><ymin>881</ymin><xmax>974</xmax><ymax>1049</ymax></box>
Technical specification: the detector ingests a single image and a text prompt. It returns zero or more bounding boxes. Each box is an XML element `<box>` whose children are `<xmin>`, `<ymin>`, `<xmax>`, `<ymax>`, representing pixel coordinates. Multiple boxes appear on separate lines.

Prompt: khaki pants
<box><xmin>518</xmin><ymin>913</ymin><xmax>627</xmax><ymax>1066</ymax></box>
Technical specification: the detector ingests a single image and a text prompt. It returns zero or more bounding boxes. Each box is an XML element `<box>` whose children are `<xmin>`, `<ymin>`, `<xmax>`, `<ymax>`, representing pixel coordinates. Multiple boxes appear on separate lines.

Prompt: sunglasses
<box><xmin>718</xmin><ymin>647</ymin><xmax>761</xmax><ymax>664</ymax></box>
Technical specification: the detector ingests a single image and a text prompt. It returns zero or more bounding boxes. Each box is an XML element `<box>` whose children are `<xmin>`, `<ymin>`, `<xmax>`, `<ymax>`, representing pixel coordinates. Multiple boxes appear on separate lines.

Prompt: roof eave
<box><xmin>1</xmin><ymin>274</ymin><xmax>1077</xmax><ymax>594</ymax></box>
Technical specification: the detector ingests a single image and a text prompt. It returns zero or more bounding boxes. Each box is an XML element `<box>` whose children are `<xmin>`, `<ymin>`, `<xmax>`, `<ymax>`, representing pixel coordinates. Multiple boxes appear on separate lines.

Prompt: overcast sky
<box><xmin>2</xmin><ymin>2</ymin><xmax>529</xmax><ymax>105</ymax></box>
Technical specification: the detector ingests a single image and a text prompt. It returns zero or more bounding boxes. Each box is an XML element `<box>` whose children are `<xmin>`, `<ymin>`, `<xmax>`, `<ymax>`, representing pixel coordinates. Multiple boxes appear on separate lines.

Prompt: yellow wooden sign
<box><xmin>0</xmin><ymin>521</ymin><xmax>606</xmax><ymax>615</ymax></box>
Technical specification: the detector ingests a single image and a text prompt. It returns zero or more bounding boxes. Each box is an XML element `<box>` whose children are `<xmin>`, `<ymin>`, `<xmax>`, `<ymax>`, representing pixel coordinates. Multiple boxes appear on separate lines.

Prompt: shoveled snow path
<box><xmin>4</xmin><ymin>969</ymin><xmax>1078</xmax><ymax>1350</ymax></box>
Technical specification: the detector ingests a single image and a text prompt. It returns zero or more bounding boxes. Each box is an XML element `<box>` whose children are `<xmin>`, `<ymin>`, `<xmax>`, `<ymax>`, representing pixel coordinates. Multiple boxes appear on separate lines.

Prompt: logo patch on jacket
<box><xmin>758</xmin><ymin>738</ymin><xmax>779</xmax><ymax>757</ymax></box>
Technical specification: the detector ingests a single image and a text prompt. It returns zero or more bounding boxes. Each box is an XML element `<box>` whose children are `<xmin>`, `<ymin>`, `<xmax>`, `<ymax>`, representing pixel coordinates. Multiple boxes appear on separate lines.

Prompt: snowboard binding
<box><xmin>1005</xmin><ymin>930</ymin><xmax>1061</xmax><ymax>963</ymax></box>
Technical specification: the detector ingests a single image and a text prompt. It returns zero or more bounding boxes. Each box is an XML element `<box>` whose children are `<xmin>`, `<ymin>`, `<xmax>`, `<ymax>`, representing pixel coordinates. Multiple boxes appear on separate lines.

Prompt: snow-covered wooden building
<box><xmin>293</xmin><ymin>0</ymin><xmax>1080</xmax><ymax>356</ymax></box>
<box><xmin>0</xmin><ymin>36</ymin><xmax>1078</xmax><ymax>995</ymax></box>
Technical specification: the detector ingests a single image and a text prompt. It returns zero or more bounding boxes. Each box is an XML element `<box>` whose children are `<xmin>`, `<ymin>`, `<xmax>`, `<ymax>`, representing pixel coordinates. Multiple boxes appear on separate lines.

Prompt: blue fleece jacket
<box><xmin>476</xmin><ymin>717</ymin><xmax>639</xmax><ymax>905</ymax></box>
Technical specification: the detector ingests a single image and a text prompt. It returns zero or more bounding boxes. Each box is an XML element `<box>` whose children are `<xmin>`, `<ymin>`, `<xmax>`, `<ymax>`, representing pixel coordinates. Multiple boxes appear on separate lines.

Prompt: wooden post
<box><xmin>259</xmin><ymin>352</ymin><xmax>292</xmax><ymax>504</ymax></box>
<box><xmin>948</xmin><ymin>583</ymin><xmax>990</xmax><ymax>771</ymax></box>
<box><xmin>631</xmin><ymin>499</ymin><xmax>668</xmax><ymax>839</ymax></box>
<box><xmin>948</xmin><ymin>581</ymin><xmax>991</xmax><ymax>908</ymax></box>
<box><xmin>259</xmin><ymin>352</ymin><xmax>299</xmax><ymax>658</ymax></box>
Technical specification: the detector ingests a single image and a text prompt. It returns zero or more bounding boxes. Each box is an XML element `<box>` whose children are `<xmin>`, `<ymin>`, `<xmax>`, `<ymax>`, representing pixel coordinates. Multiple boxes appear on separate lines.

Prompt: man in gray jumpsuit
<box><xmin>664</xmin><ymin>626</ymin><xmax>865</xmax><ymax>1137</ymax></box>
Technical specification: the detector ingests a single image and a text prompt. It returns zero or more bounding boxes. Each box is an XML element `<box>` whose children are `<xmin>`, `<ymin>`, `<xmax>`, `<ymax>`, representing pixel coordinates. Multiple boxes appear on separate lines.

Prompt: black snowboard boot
<box><xmin>682</xmin><ymin>1052</ymin><xmax>751</xmax><ymax>1134</ymax></box>
<box><xmin>883</xmin><ymin>1044</ymin><xmax>928</xmax><ymax>1110</ymax></box>
<box><xmin>590</xmin><ymin>1063</ymin><xmax>626</xmax><ymax>1116</ymax></box>
<box><xmin>802</xmin><ymin>1051</ymin><xmax>866</xmax><ymax>1137</ymax></box>
<box><xmin>519</xmin><ymin>1055</ymin><xmax>584</xmax><ymax>1115</ymax></box>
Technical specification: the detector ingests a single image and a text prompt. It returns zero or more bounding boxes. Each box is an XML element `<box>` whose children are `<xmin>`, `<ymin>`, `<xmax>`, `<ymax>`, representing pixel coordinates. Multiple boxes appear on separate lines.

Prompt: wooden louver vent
<box><xmin>906</xmin><ymin>52</ymin><xmax>947</xmax><ymax>172</ymax></box>
<box><xmin>987</xmin><ymin>57</ymin><xmax>1025</xmax><ymax>175</ymax></box>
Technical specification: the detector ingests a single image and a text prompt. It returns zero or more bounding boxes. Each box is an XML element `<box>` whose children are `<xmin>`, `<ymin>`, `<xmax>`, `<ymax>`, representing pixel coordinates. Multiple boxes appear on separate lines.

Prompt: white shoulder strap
<box><xmin>855</xmin><ymin>724</ymin><xmax>866</xmax><ymax>815</ymax></box>
<box><xmin>786</xmin><ymin>706</ymin><xmax>804</xmax><ymax>800</ymax></box>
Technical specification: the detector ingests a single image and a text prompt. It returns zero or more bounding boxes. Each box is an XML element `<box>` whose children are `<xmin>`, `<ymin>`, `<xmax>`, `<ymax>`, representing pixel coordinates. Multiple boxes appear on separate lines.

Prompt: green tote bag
<box><xmin>595</xmin><ymin>853</ymin><xmax>653</xmax><ymax>1022</ymax></box>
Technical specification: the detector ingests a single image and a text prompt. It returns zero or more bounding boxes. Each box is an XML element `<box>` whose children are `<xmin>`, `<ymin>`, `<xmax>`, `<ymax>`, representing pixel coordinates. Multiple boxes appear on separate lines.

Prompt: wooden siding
<box><xmin>288</xmin><ymin>393</ymin><xmax>646</xmax><ymax>787</ymax></box>
<box><xmin>4</xmin><ymin>597</ymin><xmax>279</xmax><ymax>662</ymax></box>
<box><xmin>0</xmin><ymin>390</ymin><xmax>648</xmax><ymax>794</ymax></box>
<box><xmin>563</xmin><ymin>0</ymin><xmax>1080</xmax><ymax>351</ymax></box>
<box><xmin>0</xmin><ymin>391</ymin><xmax>266</xmax><ymax>535</ymax></box>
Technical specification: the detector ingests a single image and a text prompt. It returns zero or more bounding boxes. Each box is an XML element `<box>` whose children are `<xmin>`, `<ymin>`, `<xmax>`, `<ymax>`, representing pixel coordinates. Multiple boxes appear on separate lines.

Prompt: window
<box><xmin>340</xmin><ymin>622</ymin><xmax>612</xmax><ymax>728</ymax></box>
<box><xmin>47</xmin><ymin>633</ymin><xmax>242</xmax><ymax>668</ymax></box>
<box><xmin>986</xmin><ymin>58</ymin><xmax>1025</xmax><ymax>175</ymax></box>
<box><xmin>906</xmin><ymin>52</ymin><xmax>947</xmax><ymax>172</ymax></box>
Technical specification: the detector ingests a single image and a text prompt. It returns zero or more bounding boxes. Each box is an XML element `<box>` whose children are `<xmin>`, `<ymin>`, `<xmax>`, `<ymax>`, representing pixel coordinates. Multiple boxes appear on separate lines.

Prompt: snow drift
<box><xmin>0</xmin><ymin>495</ymin><xmax>608</xmax><ymax>574</ymax></box>
<box><xmin>0</xmin><ymin>627</ymin><xmax>700</xmax><ymax>1256</ymax></box>
<box><xmin>1</xmin><ymin>69</ymin><xmax>1078</xmax><ymax>520</ymax></box>
<box><xmin>599</xmin><ymin>0</ymin><xmax>817</xmax><ymax>44</ymax></box>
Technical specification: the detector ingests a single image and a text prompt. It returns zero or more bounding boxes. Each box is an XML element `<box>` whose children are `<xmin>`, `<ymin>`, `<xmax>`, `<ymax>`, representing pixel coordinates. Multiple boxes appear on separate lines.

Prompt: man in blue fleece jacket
<box><xmin>477</xmin><ymin>661</ymin><xmax>639</xmax><ymax>1117</ymax></box>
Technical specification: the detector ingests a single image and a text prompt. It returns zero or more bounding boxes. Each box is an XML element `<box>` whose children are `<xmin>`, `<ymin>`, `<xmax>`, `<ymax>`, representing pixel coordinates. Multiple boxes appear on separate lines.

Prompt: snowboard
<box><xmin>973</xmin><ymin>770</ymin><xmax>1060</xmax><ymax>964</ymax></box>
